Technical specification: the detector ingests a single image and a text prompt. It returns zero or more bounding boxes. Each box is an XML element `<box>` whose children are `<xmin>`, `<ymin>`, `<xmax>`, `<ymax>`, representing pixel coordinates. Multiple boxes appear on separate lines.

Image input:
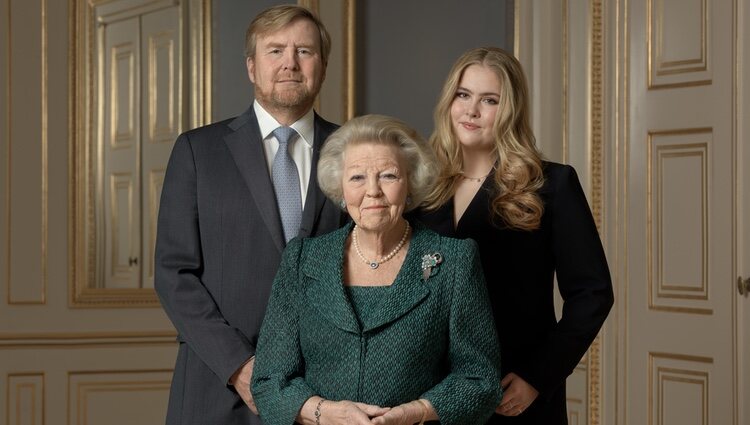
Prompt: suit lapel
<box><xmin>299</xmin><ymin>113</ymin><xmax>338</xmax><ymax>238</ymax></box>
<box><xmin>224</xmin><ymin>107</ymin><xmax>286</xmax><ymax>252</ymax></box>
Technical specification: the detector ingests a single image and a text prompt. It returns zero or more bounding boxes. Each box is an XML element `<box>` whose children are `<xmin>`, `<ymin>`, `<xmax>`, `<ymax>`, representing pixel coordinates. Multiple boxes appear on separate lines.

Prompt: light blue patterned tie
<box><xmin>272</xmin><ymin>126</ymin><xmax>302</xmax><ymax>243</ymax></box>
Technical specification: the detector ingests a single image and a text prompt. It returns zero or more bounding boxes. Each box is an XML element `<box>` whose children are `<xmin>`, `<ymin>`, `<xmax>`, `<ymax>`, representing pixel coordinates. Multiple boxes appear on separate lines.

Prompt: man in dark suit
<box><xmin>154</xmin><ymin>5</ymin><xmax>342</xmax><ymax>424</ymax></box>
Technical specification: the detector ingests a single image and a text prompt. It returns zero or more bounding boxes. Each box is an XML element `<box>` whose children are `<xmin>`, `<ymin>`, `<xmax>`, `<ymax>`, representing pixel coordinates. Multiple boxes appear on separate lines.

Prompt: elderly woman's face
<box><xmin>342</xmin><ymin>142</ymin><xmax>408</xmax><ymax>233</ymax></box>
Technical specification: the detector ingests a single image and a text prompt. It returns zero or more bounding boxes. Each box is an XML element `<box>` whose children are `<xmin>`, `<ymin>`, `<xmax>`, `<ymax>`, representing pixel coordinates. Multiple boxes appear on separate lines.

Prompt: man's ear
<box><xmin>246</xmin><ymin>57</ymin><xmax>256</xmax><ymax>84</ymax></box>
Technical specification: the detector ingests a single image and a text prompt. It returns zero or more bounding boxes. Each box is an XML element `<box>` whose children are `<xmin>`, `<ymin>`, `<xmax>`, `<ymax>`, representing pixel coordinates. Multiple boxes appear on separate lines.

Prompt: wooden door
<box><xmin>625</xmin><ymin>0</ymin><xmax>738</xmax><ymax>423</ymax></box>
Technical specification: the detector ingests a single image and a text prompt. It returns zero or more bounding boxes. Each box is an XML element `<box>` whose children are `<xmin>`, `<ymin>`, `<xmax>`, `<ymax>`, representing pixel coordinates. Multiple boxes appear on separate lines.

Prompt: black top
<box><xmin>411</xmin><ymin>162</ymin><xmax>614</xmax><ymax>425</ymax></box>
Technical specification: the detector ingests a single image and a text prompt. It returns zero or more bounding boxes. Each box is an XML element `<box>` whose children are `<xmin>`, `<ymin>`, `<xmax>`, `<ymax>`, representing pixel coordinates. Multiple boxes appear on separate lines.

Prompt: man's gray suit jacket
<box><xmin>154</xmin><ymin>106</ymin><xmax>342</xmax><ymax>425</ymax></box>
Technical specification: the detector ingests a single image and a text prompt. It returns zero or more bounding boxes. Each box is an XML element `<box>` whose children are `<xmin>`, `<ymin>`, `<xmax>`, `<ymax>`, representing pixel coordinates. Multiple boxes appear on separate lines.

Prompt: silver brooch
<box><xmin>421</xmin><ymin>252</ymin><xmax>443</xmax><ymax>281</ymax></box>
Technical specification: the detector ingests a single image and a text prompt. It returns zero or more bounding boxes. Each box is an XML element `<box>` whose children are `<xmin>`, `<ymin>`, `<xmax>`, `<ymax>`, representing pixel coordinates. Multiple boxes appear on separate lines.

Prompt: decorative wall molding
<box><xmin>5</xmin><ymin>0</ymin><xmax>48</xmax><ymax>306</ymax></box>
<box><xmin>6</xmin><ymin>372</ymin><xmax>45</xmax><ymax>425</ymax></box>
<box><xmin>0</xmin><ymin>330</ymin><xmax>177</xmax><ymax>348</ymax></box>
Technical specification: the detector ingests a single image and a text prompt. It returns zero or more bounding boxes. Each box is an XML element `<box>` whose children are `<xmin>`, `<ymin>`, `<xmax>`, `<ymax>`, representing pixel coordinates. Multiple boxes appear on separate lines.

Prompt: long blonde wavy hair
<box><xmin>423</xmin><ymin>47</ymin><xmax>545</xmax><ymax>230</ymax></box>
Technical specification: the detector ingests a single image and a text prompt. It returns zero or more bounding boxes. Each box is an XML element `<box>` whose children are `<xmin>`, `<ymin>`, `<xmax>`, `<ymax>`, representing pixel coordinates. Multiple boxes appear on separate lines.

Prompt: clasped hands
<box><xmin>231</xmin><ymin>359</ymin><xmax>430</xmax><ymax>424</ymax></box>
<box><xmin>301</xmin><ymin>398</ymin><xmax>431</xmax><ymax>425</ymax></box>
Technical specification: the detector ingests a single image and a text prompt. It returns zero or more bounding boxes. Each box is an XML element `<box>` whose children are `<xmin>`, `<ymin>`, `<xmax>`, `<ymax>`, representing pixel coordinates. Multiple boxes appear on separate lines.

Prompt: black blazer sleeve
<box><xmin>154</xmin><ymin>133</ymin><xmax>254</xmax><ymax>385</ymax></box>
<box><xmin>517</xmin><ymin>165</ymin><xmax>614</xmax><ymax>399</ymax></box>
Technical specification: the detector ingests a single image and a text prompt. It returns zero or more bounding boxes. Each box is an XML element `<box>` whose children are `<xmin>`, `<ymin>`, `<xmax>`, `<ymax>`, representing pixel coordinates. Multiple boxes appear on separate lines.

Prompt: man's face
<box><xmin>247</xmin><ymin>18</ymin><xmax>326</xmax><ymax>113</ymax></box>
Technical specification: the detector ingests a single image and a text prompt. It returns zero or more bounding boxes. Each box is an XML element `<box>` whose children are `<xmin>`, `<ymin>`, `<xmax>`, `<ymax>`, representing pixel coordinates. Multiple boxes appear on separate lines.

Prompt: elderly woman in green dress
<box><xmin>251</xmin><ymin>114</ymin><xmax>502</xmax><ymax>425</ymax></box>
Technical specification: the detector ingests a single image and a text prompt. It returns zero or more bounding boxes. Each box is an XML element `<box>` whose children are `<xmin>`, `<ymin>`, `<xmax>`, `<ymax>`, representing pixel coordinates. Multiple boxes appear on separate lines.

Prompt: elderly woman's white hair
<box><xmin>317</xmin><ymin>114</ymin><xmax>437</xmax><ymax>212</ymax></box>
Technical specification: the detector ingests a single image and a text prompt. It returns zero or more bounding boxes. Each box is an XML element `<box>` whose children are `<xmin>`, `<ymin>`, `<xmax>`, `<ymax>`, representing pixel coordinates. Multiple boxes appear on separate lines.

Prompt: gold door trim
<box><xmin>589</xmin><ymin>1</ymin><xmax>605</xmax><ymax>423</ymax></box>
<box><xmin>69</xmin><ymin>0</ymin><xmax>211</xmax><ymax>307</ymax></box>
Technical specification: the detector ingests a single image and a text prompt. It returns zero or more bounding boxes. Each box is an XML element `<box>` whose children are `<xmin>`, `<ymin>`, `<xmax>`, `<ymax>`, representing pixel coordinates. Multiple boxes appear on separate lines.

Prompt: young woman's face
<box><xmin>450</xmin><ymin>64</ymin><xmax>502</xmax><ymax>152</ymax></box>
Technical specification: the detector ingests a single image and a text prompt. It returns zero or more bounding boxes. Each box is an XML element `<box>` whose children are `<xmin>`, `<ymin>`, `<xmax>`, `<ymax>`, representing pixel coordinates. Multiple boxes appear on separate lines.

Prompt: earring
<box><xmin>339</xmin><ymin>199</ymin><xmax>347</xmax><ymax>210</ymax></box>
<box><xmin>406</xmin><ymin>196</ymin><xmax>413</xmax><ymax>206</ymax></box>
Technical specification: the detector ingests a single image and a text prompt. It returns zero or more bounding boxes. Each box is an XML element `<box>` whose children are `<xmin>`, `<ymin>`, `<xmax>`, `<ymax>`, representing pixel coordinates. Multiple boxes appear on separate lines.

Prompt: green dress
<box><xmin>252</xmin><ymin>222</ymin><xmax>502</xmax><ymax>425</ymax></box>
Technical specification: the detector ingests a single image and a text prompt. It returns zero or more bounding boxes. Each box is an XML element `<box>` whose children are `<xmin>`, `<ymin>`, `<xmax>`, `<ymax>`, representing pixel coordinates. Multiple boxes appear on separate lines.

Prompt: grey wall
<box><xmin>356</xmin><ymin>0</ymin><xmax>514</xmax><ymax>138</ymax></box>
<box><xmin>212</xmin><ymin>0</ymin><xmax>284</xmax><ymax>121</ymax></box>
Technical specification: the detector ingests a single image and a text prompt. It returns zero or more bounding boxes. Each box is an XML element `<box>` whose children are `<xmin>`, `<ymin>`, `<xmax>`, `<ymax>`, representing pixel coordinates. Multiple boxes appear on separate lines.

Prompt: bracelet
<box><xmin>314</xmin><ymin>398</ymin><xmax>325</xmax><ymax>425</ymax></box>
<box><xmin>416</xmin><ymin>399</ymin><xmax>429</xmax><ymax>425</ymax></box>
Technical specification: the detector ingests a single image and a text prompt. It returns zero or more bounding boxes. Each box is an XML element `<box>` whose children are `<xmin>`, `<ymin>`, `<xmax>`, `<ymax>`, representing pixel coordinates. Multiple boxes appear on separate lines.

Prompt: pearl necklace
<box><xmin>352</xmin><ymin>222</ymin><xmax>411</xmax><ymax>269</ymax></box>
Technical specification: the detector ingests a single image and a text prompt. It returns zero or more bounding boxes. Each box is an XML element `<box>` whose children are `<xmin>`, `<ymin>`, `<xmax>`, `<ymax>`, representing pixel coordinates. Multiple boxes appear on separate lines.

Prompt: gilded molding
<box><xmin>0</xmin><ymin>330</ymin><xmax>177</xmax><ymax>348</ymax></box>
<box><xmin>619</xmin><ymin>0</ymin><xmax>630</xmax><ymax>422</ymax></box>
<box><xmin>69</xmin><ymin>369</ymin><xmax>173</xmax><ymax>425</ymax></box>
<box><xmin>562</xmin><ymin>0</ymin><xmax>569</xmax><ymax>163</ymax></box>
<box><xmin>655</xmin><ymin>145</ymin><xmax>708</xmax><ymax>300</ymax></box>
<box><xmin>148</xmin><ymin>31</ymin><xmax>176</xmax><ymax>143</ymax></box>
<box><xmin>304</xmin><ymin>0</ymin><xmax>355</xmax><ymax>121</ymax></box>
<box><xmin>646</xmin><ymin>128</ymin><xmax>712</xmax><ymax>315</ymax></box>
<box><xmin>69</xmin><ymin>0</ymin><xmax>209</xmax><ymax>306</ymax></box>
<box><xmin>4</xmin><ymin>0</ymin><xmax>12</xmax><ymax>305</ymax></box>
<box><xmin>648</xmin><ymin>352</ymin><xmax>712</xmax><ymax>425</ymax></box>
<box><xmin>110</xmin><ymin>42</ymin><xmax>136</xmax><ymax>148</ymax></box>
<box><xmin>647</xmin><ymin>0</ymin><xmax>711</xmax><ymax>89</ymax></box>
<box><xmin>345</xmin><ymin>0</ymin><xmax>356</xmax><ymax>120</ymax></box>
<box><xmin>202</xmin><ymin>0</ymin><xmax>211</xmax><ymax>124</ymax></box>
<box><xmin>589</xmin><ymin>0</ymin><xmax>604</xmax><ymax>424</ymax></box>
<box><xmin>731</xmin><ymin>1</ymin><xmax>739</xmax><ymax>423</ymax></box>
<box><xmin>41</xmin><ymin>0</ymin><xmax>49</xmax><ymax>306</ymax></box>
<box><xmin>6</xmin><ymin>372</ymin><xmax>45</xmax><ymax>425</ymax></box>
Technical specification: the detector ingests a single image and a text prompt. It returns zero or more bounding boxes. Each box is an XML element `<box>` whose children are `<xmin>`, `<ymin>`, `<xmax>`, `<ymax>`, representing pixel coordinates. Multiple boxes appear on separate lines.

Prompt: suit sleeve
<box><xmin>422</xmin><ymin>240</ymin><xmax>503</xmax><ymax>425</ymax></box>
<box><xmin>518</xmin><ymin>165</ymin><xmax>614</xmax><ymax>400</ymax></box>
<box><xmin>252</xmin><ymin>238</ymin><xmax>315</xmax><ymax>425</ymax></box>
<box><xmin>154</xmin><ymin>133</ymin><xmax>255</xmax><ymax>385</ymax></box>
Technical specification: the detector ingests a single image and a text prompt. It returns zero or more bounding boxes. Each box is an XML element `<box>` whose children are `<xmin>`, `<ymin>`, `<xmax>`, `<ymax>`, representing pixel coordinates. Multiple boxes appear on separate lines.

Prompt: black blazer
<box><xmin>154</xmin><ymin>106</ymin><xmax>342</xmax><ymax>425</ymax></box>
<box><xmin>413</xmin><ymin>162</ymin><xmax>613</xmax><ymax>425</ymax></box>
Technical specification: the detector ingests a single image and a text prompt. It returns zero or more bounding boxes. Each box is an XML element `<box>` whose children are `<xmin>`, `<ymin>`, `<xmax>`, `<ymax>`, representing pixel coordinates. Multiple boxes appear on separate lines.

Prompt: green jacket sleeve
<box><xmin>422</xmin><ymin>239</ymin><xmax>503</xmax><ymax>425</ymax></box>
<box><xmin>251</xmin><ymin>238</ymin><xmax>315</xmax><ymax>425</ymax></box>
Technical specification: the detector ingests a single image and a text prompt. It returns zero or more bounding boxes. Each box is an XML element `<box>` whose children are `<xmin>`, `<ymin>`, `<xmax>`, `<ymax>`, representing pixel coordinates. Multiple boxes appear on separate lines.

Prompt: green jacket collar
<box><xmin>302</xmin><ymin>221</ymin><xmax>442</xmax><ymax>334</ymax></box>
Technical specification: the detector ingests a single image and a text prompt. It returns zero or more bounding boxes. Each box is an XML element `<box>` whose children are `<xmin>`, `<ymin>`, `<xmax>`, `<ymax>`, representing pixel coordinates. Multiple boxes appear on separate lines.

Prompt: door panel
<box><xmin>103</xmin><ymin>16</ymin><xmax>141</xmax><ymax>289</ymax></box>
<box><xmin>627</xmin><ymin>0</ymin><xmax>735</xmax><ymax>424</ymax></box>
<box><xmin>141</xmin><ymin>5</ymin><xmax>181</xmax><ymax>288</ymax></box>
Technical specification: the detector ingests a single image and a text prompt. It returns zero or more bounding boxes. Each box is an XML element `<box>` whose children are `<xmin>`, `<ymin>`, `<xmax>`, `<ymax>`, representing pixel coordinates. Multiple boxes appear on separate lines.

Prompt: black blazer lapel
<box><xmin>224</xmin><ymin>107</ymin><xmax>286</xmax><ymax>252</ymax></box>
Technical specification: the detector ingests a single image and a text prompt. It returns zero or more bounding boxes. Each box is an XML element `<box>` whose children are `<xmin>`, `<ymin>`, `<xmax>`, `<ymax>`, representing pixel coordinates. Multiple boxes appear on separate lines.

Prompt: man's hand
<box><xmin>230</xmin><ymin>357</ymin><xmax>257</xmax><ymax>414</ymax></box>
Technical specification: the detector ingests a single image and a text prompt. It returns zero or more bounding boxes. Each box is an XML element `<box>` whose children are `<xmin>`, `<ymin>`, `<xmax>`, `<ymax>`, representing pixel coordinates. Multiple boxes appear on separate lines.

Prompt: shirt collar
<box><xmin>253</xmin><ymin>100</ymin><xmax>314</xmax><ymax>147</ymax></box>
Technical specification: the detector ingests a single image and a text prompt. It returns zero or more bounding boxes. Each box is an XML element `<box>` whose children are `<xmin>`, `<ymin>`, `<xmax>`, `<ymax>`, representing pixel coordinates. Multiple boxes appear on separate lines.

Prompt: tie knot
<box><xmin>273</xmin><ymin>126</ymin><xmax>297</xmax><ymax>145</ymax></box>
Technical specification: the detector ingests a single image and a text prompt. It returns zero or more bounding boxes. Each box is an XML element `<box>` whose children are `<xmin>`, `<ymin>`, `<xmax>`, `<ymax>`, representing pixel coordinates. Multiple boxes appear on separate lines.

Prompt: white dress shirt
<box><xmin>253</xmin><ymin>100</ymin><xmax>314</xmax><ymax>209</ymax></box>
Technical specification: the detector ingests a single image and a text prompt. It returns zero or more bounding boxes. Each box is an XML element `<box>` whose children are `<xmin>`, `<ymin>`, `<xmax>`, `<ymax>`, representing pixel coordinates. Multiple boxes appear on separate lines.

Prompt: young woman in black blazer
<box><xmin>413</xmin><ymin>47</ymin><xmax>614</xmax><ymax>424</ymax></box>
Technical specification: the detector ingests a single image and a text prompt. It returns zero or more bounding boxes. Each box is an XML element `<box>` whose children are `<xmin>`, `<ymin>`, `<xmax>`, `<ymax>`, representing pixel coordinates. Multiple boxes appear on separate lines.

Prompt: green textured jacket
<box><xmin>251</xmin><ymin>222</ymin><xmax>502</xmax><ymax>425</ymax></box>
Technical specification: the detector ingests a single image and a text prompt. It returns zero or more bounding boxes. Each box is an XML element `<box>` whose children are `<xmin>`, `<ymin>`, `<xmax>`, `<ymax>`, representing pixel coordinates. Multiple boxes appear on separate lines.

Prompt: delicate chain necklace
<box><xmin>352</xmin><ymin>221</ymin><xmax>411</xmax><ymax>269</ymax></box>
<box><xmin>460</xmin><ymin>172</ymin><xmax>486</xmax><ymax>183</ymax></box>
<box><xmin>460</xmin><ymin>168</ymin><xmax>494</xmax><ymax>183</ymax></box>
